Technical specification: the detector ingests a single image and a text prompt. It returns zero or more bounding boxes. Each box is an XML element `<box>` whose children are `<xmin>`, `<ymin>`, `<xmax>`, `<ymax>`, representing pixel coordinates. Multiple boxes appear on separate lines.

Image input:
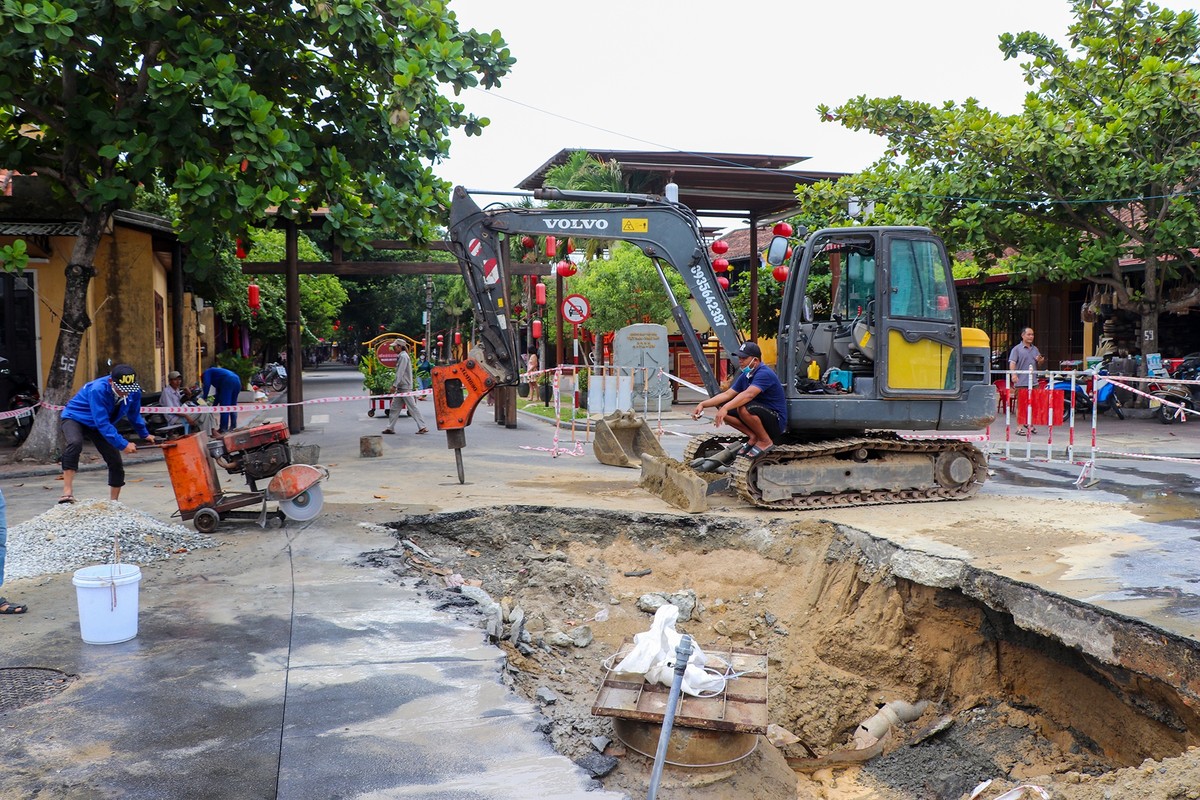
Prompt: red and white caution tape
<box><xmin>0</xmin><ymin>405</ymin><xmax>36</xmax><ymax>420</ymax></box>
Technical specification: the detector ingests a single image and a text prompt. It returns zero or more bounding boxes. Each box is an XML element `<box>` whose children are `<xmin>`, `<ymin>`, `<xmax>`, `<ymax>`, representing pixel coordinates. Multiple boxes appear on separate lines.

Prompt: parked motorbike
<box><xmin>1150</xmin><ymin>355</ymin><xmax>1200</xmax><ymax>425</ymax></box>
<box><xmin>0</xmin><ymin>356</ymin><xmax>40</xmax><ymax>445</ymax></box>
<box><xmin>1053</xmin><ymin>368</ymin><xmax>1124</xmax><ymax>420</ymax></box>
<box><xmin>252</xmin><ymin>362</ymin><xmax>287</xmax><ymax>393</ymax></box>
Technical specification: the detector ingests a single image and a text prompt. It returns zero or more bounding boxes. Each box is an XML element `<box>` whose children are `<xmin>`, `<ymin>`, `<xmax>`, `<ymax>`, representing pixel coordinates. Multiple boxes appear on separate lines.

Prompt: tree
<box><xmin>0</xmin><ymin>0</ymin><xmax>513</xmax><ymax>459</ymax></box>
<box><xmin>571</xmin><ymin>242</ymin><xmax>688</xmax><ymax>336</ymax></box>
<box><xmin>806</xmin><ymin>0</ymin><xmax>1200</xmax><ymax>364</ymax></box>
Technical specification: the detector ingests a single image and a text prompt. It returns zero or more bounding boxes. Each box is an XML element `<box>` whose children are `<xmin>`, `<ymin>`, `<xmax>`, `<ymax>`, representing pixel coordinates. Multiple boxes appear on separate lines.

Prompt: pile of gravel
<box><xmin>6</xmin><ymin>500</ymin><xmax>220</xmax><ymax>581</ymax></box>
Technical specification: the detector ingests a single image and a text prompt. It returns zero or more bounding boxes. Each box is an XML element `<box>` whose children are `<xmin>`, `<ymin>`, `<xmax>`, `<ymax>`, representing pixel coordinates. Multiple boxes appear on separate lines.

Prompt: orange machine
<box><xmin>161</xmin><ymin>423</ymin><xmax>326</xmax><ymax>533</ymax></box>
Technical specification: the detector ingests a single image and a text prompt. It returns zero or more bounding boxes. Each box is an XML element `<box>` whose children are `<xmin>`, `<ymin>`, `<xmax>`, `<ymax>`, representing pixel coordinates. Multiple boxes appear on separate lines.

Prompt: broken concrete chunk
<box><xmin>483</xmin><ymin>603</ymin><xmax>503</xmax><ymax>641</ymax></box>
<box><xmin>636</xmin><ymin>589</ymin><xmax>698</xmax><ymax>621</ymax></box>
<box><xmin>459</xmin><ymin>585</ymin><xmax>495</xmax><ymax>607</ymax></box>
<box><xmin>508</xmin><ymin>606</ymin><xmax>526</xmax><ymax>646</ymax></box>
<box><xmin>570</xmin><ymin>625</ymin><xmax>594</xmax><ymax>648</ymax></box>
<box><xmin>545</xmin><ymin>630</ymin><xmax>575</xmax><ymax>648</ymax></box>
<box><xmin>591</xmin><ymin>735</ymin><xmax>611</xmax><ymax>753</ymax></box>
<box><xmin>535</xmin><ymin>686</ymin><xmax>559</xmax><ymax>705</ymax></box>
<box><xmin>574</xmin><ymin>752</ymin><xmax>619</xmax><ymax>779</ymax></box>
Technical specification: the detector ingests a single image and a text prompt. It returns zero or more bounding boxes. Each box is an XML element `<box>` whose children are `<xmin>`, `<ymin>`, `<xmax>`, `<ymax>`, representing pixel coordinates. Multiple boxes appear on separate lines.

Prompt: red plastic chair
<box><xmin>993</xmin><ymin>379</ymin><xmax>1015</xmax><ymax>413</ymax></box>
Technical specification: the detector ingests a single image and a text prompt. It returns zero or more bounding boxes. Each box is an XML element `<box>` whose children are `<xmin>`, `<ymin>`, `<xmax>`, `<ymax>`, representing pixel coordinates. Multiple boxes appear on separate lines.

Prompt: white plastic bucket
<box><xmin>72</xmin><ymin>564</ymin><xmax>141</xmax><ymax>645</ymax></box>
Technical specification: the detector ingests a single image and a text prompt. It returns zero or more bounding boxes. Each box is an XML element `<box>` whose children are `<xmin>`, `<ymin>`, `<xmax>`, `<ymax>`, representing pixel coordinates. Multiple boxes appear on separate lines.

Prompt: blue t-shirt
<box><xmin>730</xmin><ymin>364</ymin><xmax>787</xmax><ymax>424</ymax></box>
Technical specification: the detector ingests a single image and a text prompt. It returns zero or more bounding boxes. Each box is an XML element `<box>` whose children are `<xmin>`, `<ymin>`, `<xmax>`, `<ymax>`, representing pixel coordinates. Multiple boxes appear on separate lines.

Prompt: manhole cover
<box><xmin>0</xmin><ymin>668</ymin><xmax>78</xmax><ymax>713</ymax></box>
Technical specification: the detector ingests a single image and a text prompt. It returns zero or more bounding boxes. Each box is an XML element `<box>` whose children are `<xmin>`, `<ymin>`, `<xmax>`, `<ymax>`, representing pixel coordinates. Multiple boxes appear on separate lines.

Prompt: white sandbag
<box><xmin>613</xmin><ymin>604</ymin><xmax>725</xmax><ymax>696</ymax></box>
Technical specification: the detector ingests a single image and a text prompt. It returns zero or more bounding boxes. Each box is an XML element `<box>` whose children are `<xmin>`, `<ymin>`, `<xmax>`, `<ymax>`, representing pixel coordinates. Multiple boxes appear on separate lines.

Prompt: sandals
<box><xmin>742</xmin><ymin>444</ymin><xmax>775</xmax><ymax>459</ymax></box>
<box><xmin>381</xmin><ymin>429</ymin><xmax>395</xmax><ymax>434</ymax></box>
<box><xmin>0</xmin><ymin>598</ymin><xmax>27</xmax><ymax>615</ymax></box>
<box><xmin>57</xmin><ymin>494</ymin><xmax>76</xmax><ymax>505</ymax></box>
<box><xmin>416</xmin><ymin>428</ymin><xmax>428</xmax><ymax>435</ymax></box>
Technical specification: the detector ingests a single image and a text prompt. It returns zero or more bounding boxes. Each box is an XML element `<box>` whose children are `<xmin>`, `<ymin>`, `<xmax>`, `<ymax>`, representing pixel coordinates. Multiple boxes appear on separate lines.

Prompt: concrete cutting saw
<box><xmin>161</xmin><ymin>422</ymin><xmax>328</xmax><ymax>533</ymax></box>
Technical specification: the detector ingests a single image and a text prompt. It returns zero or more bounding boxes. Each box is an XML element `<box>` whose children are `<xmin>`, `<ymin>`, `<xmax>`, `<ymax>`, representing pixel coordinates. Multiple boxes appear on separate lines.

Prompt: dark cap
<box><xmin>110</xmin><ymin>364</ymin><xmax>140</xmax><ymax>394</ymax></box>
<box><xmin>732</xmin><ymin>342</ymin><xmax>762</xmax><ymax>359</ymax></box>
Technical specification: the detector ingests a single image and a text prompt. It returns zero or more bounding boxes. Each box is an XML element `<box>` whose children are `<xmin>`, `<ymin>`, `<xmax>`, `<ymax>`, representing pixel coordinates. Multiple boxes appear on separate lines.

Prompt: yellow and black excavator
<box><xmin>432</xmin><ymin>185</ymin><xmax>997</xmax><ymax>509</ymax></box>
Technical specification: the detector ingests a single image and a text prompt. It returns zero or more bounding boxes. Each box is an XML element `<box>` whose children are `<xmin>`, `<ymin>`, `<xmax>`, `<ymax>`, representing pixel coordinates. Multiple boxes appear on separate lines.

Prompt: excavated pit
<box><xmin>378</xmin><ymin>507</ymin><xmax>1200</xmax><ymax>800</ymax></box>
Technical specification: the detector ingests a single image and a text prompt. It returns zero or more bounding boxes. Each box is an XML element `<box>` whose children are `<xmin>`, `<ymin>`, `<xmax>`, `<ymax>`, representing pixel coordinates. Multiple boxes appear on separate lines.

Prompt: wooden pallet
<box><xmin>591</xmin><ymin>641</ymin><xmax>768</xmax><ymax>734</ymax></box>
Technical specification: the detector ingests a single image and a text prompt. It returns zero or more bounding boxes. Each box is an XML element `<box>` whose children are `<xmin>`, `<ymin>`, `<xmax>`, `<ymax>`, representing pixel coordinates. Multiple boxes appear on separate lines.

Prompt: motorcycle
<box><xmin>252</xmin><ymin>362</ymin><xmax>287</xmax><ymax>393</ymax></box>
<box><xmin>1053</xmin><ymin>368</ymin><xmax>1124</xmax><ymax>420</ymax></box>
<box><xmin>1150</xmin><ymin>355</ymin><xmax>1200</xmax><ymax>425</ymax></box>
<box><xmin>0</xmin><ymin>356</ymin><xmax>40</xmax><ymax>445</ymax></box>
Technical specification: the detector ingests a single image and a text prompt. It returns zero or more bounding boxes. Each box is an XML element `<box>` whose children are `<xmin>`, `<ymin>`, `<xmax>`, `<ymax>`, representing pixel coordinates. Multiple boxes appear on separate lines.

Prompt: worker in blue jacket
<box><xmin>202</xmin><ymin>365</ymin><xmax>244</xmax><ymax>434</ymax></box>
<box><xmin>58</xmin><ymin>364</ymin><xmax>156</xmax><ymax>504</ymax></box>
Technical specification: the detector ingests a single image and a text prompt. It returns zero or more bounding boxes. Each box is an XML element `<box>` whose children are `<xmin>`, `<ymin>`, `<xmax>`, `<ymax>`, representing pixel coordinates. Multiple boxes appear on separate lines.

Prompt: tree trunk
<box><xmin>1140</xmin><ymin>309</ymin><xmax>1159</xmax><ymax>377</ymax></box>
<box><xmin>14</xmin><ymin>206</ymin><xmax>112</xmax><ymax>462</ymax></box>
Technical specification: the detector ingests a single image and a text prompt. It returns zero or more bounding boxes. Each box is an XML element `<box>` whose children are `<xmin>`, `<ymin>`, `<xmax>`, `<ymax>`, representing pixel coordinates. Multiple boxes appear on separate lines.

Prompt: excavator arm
<box><xmin>433</xmin><ymin>185</ymin><xmax>743</xmax><ymax>482</ymax></box>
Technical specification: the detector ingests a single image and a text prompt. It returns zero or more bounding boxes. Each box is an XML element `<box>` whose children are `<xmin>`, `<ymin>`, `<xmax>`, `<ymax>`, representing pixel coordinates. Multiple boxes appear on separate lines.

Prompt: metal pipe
<box><xmin>647</xmin><ymin>634</ymin><xmax>693</xmax><ymax>800</ymax></box>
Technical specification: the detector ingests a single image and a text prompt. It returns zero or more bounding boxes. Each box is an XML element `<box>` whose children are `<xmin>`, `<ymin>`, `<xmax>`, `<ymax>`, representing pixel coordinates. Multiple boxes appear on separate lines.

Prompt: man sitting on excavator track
<box><xmin>691</xmin><ymin>342</ymin><xmax>787</xmax><ymax>459</ymax></box>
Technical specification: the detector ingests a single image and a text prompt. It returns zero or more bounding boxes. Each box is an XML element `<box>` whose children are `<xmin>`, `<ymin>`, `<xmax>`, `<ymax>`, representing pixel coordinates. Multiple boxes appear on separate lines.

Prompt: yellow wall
<box><xmin>2</xmin><ymin>222</ymin><xmax>198</xmax><ymax>394</ymax></box>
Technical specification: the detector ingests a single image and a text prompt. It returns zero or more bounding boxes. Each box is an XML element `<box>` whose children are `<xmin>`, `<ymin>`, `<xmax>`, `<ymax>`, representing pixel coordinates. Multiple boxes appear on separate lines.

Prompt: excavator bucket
<box><xmin>592</xmin><ymin>410</ymin><xmax>667</xmax><ymax>468</ymax></box>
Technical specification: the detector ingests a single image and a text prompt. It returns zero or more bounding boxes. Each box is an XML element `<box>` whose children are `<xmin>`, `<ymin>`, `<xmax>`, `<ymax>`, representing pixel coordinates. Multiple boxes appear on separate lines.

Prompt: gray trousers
<box><xmin>385</xmin><ymin>388</ymin><xmax>427</xmax><ymax>431</ymax></box>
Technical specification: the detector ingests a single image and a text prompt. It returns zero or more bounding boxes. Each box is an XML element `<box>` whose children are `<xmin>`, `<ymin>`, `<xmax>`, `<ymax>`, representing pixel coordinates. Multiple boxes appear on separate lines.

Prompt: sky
<box><xmin>435</xmin><ymin>0</ymin><xmax>1181</xmax><ymax>211</ymax></box>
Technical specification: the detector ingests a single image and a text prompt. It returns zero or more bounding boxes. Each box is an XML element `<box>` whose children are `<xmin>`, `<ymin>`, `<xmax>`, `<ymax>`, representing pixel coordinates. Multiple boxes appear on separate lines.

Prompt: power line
<box><xmin>467</xmin><ymin>87</ymin><xmax>1200</xmax><ymax>208</ymax></box>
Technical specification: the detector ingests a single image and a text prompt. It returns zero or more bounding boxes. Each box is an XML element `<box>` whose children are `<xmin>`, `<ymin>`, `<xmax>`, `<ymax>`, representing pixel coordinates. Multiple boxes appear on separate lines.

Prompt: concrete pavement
<box><xmin>2</xmin><ymin>365</ymin><xmax>1200</xmax><ymax>798</ymax></box>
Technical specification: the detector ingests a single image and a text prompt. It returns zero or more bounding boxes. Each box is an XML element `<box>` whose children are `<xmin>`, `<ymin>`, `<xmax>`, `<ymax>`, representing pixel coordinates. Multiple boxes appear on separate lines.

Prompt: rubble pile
<box><xmin>6</xmin><ymin>499</ymin><xmax>219</xmax><ymax>580</ymax></box>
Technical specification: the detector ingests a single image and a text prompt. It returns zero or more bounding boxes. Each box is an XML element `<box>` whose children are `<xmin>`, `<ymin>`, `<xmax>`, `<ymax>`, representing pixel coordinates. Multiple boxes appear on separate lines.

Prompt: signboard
<box><xmin>561</xmin><ymin>294</ymin><xmax>591</xmax><ymax>325</ymax></box>
<box><xmin>375</xmin><ymin>339</ymin><xmax>403</xmax><ymax>367</ymax></box>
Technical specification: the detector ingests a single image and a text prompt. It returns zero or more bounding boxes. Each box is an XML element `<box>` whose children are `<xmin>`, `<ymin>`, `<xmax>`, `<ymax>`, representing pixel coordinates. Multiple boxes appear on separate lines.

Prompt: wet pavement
<box><xmin>2</xmin><ymin>365</ymin><xmax>1200</xmax><ymax>798</ymax></box>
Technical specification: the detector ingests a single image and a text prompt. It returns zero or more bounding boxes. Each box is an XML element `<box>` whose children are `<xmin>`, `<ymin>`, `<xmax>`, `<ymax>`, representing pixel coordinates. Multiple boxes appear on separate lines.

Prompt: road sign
<box><xmin>561</xmin><ymin>294</ymin><xmax>591</xmax><ymax>325</ymax></box>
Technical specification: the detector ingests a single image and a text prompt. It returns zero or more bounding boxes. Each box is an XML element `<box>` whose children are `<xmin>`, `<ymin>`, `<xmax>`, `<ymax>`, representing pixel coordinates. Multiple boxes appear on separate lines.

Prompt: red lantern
<box><xmin>717</xmin><ymin>276</ymin><xmax>730</xmax><ymax>291</ymax></box>
<box><xmin>236</xmin><ymin>238</ymin><xmax>247</xmax><ymax>260</ymax></box>
<box><xmin>772</xmin><ymin>265</ymin><xmax>789</xmax><ymax>283</ymax></box>
<box><xmin>454</xmin><ymin>331</ymin><xmax>462</xmax><ymax>345</ymax></box>
<box><xmin>556</xmin><ymin>259</ymin><xmax>577</xmax><ymax>278</ymax></box>
<box><xmin>248</xmin><ymin>283</ymin><xmax>260</xmax><ymax>310</ymax></box>
<box><xmin>544</xmin><ymin>236</ymin><xmax>557</xmax><ymax>259</ymax></box>
<box><xmin>773</xmin><ymin>222</ymin><xmax>794</xmax><ymax>237</ymax></box>
<box><xmin>785</xmin><ymin>246</ymin><xmax>793</xmax><ymax>260</ymax></box>
<box><xmin>535</xmin><ymin>282</ymin><xmax>547</xmax><ymax>306</ymax></box>
<box><xmin>531</xmin><ymin>319</ymin><xmax>543</xmax><ymax>339</ymax></box>
<box><xmin>711</xmin><ymin>240</ymin><xmax>729</xmax><ymax>255</ymax></box>
<box><xmin>712</xmin><ymin>257</ymin><xmax>729</xmax><ymax>273</ymax></box>
<box><xmin>521</xmin><ymin>235</ymin><xmax>536</xmax><ymax>249</ymax></box>
<box><xmin>333</xmin><ymin>320</ymin><xmax>340</xmax><ymax>331</ymax></box>
<box><xmin>240</xmin><ymin>158</ymin><xmax>249</xmax><ymax>173</ymax></box>
<box><xmin>566</xmin><ymin>239</ymin><xmax>575</xmax><ymax>255</ymax></box>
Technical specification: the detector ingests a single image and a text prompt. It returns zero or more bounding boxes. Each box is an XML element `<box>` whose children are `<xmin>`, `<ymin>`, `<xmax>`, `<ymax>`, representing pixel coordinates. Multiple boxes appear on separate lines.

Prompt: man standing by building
<box><xmin>382</xmin><ymin>340</ymin><xmax>428</xmax><ymax>435</ymax></box>
<box><xmin>58</xmin><ymin>364</ymin><xmax>156</xmax><ymax>504</ymax></box>
<box><xmin>202</xmin><ymin>365</ymin><xmax>243</xmax><ymax>434</ymax></box>
<box><xmin>1008</xmin><ymin>327</ymin><xmax>1046</xmax><ymax>436</ymax></box>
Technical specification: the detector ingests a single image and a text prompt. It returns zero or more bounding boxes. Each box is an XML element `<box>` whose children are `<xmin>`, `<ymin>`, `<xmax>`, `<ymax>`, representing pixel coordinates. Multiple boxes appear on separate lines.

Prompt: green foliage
<box><xmin>0</xmin><ymin>0</ymin><xmax>514</xmax><ymax>267</ymax></box>
<box><xmin>806</xmin><ymin>0</ymin><xmax>1200</xmax><ymax>356</ymax></box>
<box><xmin>726</xmin><ymin>264</ymin><xmax>785</xmax><ymax>337</ymax></box>
<box><xmin>358</xmin><ymin>351</ymin><xmax>395</xmax><ymax>393</ymax></box>
<box><xmin>570</xmin><ymin>243</ymin><xmax>688</xmax><ymax>335</ymax></box>
<box><xmin>0</xmin><ymin>238</ymin><xmax>28</xmax><ymax>273</ymax></box>
<box><xmin>214</xmin><ymin>351</ymin><xmax>255</xmax><ymax>387</ymax></box>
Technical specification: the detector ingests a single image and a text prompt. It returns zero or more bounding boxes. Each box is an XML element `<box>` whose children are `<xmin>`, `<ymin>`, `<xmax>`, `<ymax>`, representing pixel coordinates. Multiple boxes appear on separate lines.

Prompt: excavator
<box><xmin>432</xmin><ymin>184</ymin><xmax>997</xmax><ymax>509</ymax></box>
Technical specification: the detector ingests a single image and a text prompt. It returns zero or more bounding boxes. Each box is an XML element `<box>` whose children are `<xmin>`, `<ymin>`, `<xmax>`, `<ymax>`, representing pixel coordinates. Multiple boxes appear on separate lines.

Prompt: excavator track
<box><xmin>728</xmin><ymin>433</ymin><xmax>988</xmax><ymax>510</ymax></box>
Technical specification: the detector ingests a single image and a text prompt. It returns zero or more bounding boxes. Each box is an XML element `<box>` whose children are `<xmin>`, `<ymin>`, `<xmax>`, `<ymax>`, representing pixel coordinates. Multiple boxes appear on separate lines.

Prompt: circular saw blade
<box><xmin>278</xmin><ymin>483</ymin><xmax>324</xmax><ymax>521</ymax></box>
